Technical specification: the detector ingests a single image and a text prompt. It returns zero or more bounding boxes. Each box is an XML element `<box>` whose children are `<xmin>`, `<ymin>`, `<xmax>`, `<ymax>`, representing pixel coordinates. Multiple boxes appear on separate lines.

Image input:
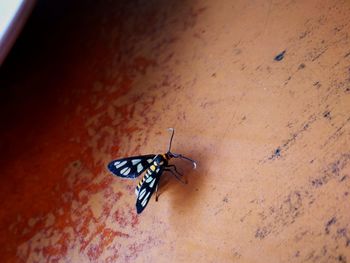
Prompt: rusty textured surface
<box><xmin>0</xmin><ymin>0</ymin><xmax>350</xmax><ymax>262</ymax></box>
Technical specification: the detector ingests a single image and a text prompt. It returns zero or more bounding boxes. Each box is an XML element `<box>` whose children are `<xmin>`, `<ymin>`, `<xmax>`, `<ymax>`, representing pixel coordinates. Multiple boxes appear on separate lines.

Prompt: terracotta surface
<box><xmin>0</xmin><ymin>0</ymin><xmax>350</xmax><ymax>262</ymax></box>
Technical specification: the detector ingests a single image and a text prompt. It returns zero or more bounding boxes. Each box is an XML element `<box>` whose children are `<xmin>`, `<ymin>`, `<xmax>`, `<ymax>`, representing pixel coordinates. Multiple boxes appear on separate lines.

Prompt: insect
<box><xmin>107</xmin><ymin>128</ymin><xmax>197</xmax><ymax>214</ymax></box>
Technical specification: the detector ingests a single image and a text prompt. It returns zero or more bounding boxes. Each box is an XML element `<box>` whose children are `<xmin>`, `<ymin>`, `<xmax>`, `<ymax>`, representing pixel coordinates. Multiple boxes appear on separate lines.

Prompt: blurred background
<box><xmin>0</xmin><ymin>0</ymin><xmax>350</xmax><ymax>262</ymax></box>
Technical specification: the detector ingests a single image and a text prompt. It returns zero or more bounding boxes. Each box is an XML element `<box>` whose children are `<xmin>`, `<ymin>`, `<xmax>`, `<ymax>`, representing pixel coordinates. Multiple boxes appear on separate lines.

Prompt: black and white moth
<box><xmin>107</xmin><ymin>128</ymin><xmax>196</xmax><ymax>214</ymax></box>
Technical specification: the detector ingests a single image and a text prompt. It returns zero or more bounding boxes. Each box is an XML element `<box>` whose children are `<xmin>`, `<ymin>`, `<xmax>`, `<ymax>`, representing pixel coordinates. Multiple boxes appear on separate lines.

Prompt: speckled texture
<box><xmin>0</xmin><ymin>0</ymin><xmax>350</xmax><ymax>262</ymax></box>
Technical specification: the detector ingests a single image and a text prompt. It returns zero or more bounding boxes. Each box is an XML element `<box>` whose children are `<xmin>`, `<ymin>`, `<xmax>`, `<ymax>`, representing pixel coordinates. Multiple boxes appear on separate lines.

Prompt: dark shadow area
<box><xmin>158</xmin><ymin>147</ymin><xmax>208</xmax><ymax>215</ymax></box>
<box><xmin>0</xmin><ymin>0</ymin><xmax>97</xmax><ymax>171</ymax></box>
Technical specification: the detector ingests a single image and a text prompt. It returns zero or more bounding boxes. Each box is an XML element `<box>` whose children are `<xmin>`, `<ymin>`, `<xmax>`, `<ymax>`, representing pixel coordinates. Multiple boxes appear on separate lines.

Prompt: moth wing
<box><xmin>135</xmin><ymin>166</ymin><xmax>164</xmax><ymax>214</ymax></box>
<box><xmin>107</xmin><ymin>154</ymin><xmax>156</xmax><ymax>179</ymax></box>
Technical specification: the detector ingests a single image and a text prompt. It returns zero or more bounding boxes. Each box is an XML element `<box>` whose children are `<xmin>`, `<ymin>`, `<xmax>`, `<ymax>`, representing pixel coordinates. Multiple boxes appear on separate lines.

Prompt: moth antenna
<box><xmin>167</xmin><ymin>128</ymin><xmax>175</xmax><ymax>152</ymax></box>
<box><xmin>179</xmin><ymin>155</ymin><xmax>197</xmax><ymax>169</ymax></box>
<box><xmin>170</xmin><ymin>152</ymin><xmax>197</xmax><ymax>169</ymax></box>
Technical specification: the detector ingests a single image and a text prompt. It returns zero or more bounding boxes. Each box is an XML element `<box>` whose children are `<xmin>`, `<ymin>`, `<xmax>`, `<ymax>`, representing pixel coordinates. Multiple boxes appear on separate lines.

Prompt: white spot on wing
<box><xmin>138</xmin><ymin>188</ymin><xmax>147</xmax><ymax>200</ymax></box>
<box><xmin>156</xmin><ymin>167</ymin><xmax>160</xmax><ymax>173</ymax></box>
<box><xmin>132</xmin><ymin>159</ymin><xmax>141</xmax><ymax>165</ymax></box>
<box><xmin>121</xmin><ymin>167</ymin><xmax>131</xmax><ymax>175</ymax></box>
<box><xmin>137</xmin><ymin>163</ymin><xmax>143</xmax><ymax>173</ymax></box>
<box><xmin>141</xmin><ymin>192</ymin><xmax>151</xmax><ymax>207</ymax></box>
<box><xmin>147</xmin><ymin>159</ymin><xmax>153</xmax><ymax>163</ymax></box>
<box><xmin>149</xmin><ymin>178</ymin><xmax>156</xmax><ymax>188</ymax></box>
<box><xmin>114</xmin><ymin>160</ymin><xmax>127</xmax><ymax>168</ymax></box>
<box><xmin>145</xmin><ymin>176</ymin><xmax>153</xmax><ymax>183</ymax></box>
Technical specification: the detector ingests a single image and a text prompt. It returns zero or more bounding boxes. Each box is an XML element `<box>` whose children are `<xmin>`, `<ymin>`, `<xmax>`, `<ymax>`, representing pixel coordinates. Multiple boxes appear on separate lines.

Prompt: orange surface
<box><xmin>0</xmin><ymin>0</ymin><xmax>350</xmax><ymax>262</ymax></box>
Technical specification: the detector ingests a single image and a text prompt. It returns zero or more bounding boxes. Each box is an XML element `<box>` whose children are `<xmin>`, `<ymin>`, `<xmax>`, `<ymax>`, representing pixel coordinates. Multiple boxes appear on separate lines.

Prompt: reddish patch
<box><xmin>105</xmin><ymin>254</ymin><xmax>119</xmax><ymax>263</ymax></box>
<box><xmin>87</xmin><ymin>244</ymin><xmax>103</xmax><ymax>261</ymax></box>
<box><xmin>113</xmin><ymin>209</ymin><xmax>129</xmax><ymax>228</ymax></box>
<box><xmin>0</xmin><ymin>0</ymin><xmax>204</xmax><ymax>261</ymax></box>
<box><xmin>42</xmin><ymin>232</ymin><xmax>70</xmax><ymax>260</ymax></box>
<box><xmin>128</xmin><ymin>207</ymin><xmax>140</xmax><ymax>228</ymax></box>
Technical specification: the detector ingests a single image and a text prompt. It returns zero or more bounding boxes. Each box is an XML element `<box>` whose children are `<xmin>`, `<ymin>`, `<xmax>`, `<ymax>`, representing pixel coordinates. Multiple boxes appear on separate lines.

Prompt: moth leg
<box><xmin>164</xmin><ymin>167</ymin><xmax>187</xmax><ymax>184</ymax></box>
<box><xmin>166</xmin><ymin>164</ymin><xmax>183</xmax><ymax>177</ymax></box>
<box><xmin>155</xmin><ymin>183</ymin><xmax>159</xmax><ymax>202</ymax></box>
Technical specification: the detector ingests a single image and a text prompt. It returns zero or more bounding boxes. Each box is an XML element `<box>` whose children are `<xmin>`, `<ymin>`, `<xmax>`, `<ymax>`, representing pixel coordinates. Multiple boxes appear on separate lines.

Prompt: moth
<box><xmin>107</xmin><ymin>128</ymin><xmax>197</xmax><ymax>214</ymax></box>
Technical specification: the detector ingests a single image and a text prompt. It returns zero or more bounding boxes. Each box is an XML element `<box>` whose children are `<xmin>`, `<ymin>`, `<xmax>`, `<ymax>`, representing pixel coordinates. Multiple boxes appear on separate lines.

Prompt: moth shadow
<box><xmin>156</xmin><ymin>147</ymin><xmax>208</xmax><ymax>215</ymax></box>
